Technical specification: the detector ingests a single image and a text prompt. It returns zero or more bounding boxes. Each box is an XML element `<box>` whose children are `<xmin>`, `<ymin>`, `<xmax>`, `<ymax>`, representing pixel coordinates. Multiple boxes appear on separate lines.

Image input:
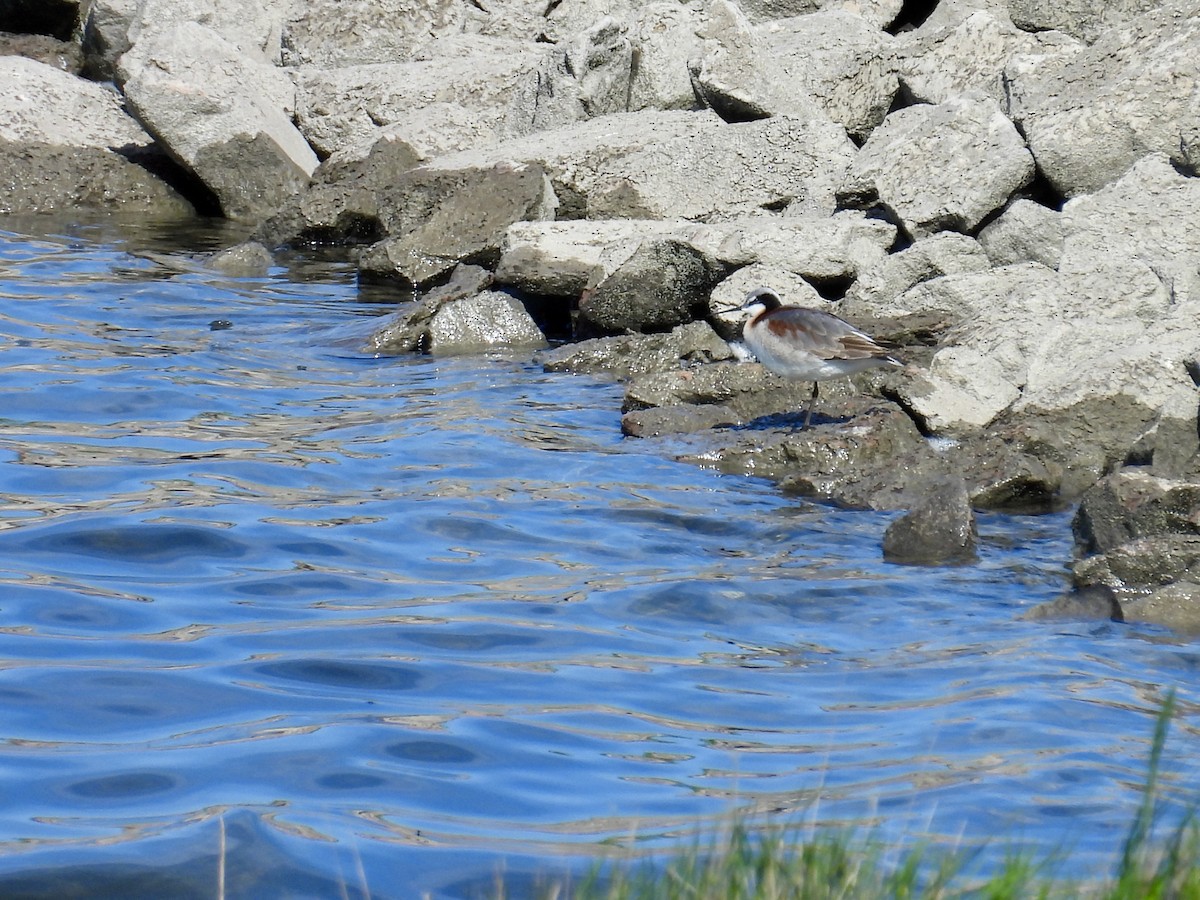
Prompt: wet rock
<box><xmin>882</xmin><ymin>477</ymin><xmax>978</xmax><ymax>565</ymax></box>
<box><xmin>1073</xmin><ymin>471</ymin><xmax>1200</xmax><ymax>556</ymax></box>
<box><xmin>0</xmin><ymin>57</ymin><xmax>193</xmax><ymax>215</ymax></box>
<box><xmin>293</xmin><ymin>36</ymin><xmax>582</xmax><ymax>159</ymax></box>
<box><xmin>977</xmin><ymin>200</ymin><xmax>1063</xmax><ymax>269</ymax></box>
<box><xmin>694</xmin><ymin>7</ymin><xmax>897</xmax><ymax>139</ymax></box>
<box><xmin>538</xmin><ymin>321</ymin><xmax>735</xmax><ymax>380</ymax></box>
<box><xmin>1074</xmin><ymin>534</ymin><xmax>1200</xmax><ymax>596</ymax></box>
<box><xmin>1005</xmin><ymin>7</ymin><xmax>1200</xmax><ymax>196</ymax></box>
<box><xmin>840</xmin><ymin>95</ymin><xmax>1035</xmax><ymax>238</ymax></box>
<box><xmin>896</xmin><ymin>10</ymin><xmax>1080</xmax><ymax>106</ymax></box>
<box><xmin>623</xmin><ymin>360</ymin><xmax>814</xmax><ymax>416</ymax></box>
<box><xmin>622</xmin><ymin>404</ymin><xmax>741</xmax><ymax>437</ymax></box>
<box><xmin>1122</xmin><ymin>582</ymin><xmax>1200</xmax><ymax>635</ymax></box>
<box><xmin>1021</xmin><ymin>585</ymin><xmax>1124</xmax><ymax>623</ymax></box>
<box><xmin>426</xmin><ymin>291</ymin><xmax>547</xmax><ymax>354</ymax></box>
<box><xmin>119</xmin><ymin>22</ymin><xmax>317</xmax><ymax>221</ymax></box>
<box><xmin>281</xmin><ymin>0</ymin><xmax>462</xmax><ymax>67</ymax></box>
<box><xmin>210</xmin><ymin>241</ymin><xmax>273</xmax><ymax>277</ymax></box>
<box><xmin>358</xmin><ymin>162</ymin><xmax>556</xmax><ymax>288</ymax></box>
<box><xmin>367</xmin><ymin>264</ymin><xmax>492</xmax><ymax>354</ymax></box>
<box><xmin>578</xmin><ymin>238</ymin><xmax>727</xmax><ymax>334</ymax></box>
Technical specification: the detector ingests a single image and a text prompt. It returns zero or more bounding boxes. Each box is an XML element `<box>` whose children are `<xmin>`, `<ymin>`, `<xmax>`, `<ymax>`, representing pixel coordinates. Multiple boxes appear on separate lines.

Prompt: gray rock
<box><xmin>977</xmin><ymin>199</ymin><xmax>1063</xmax><ymax>269</ymax></box>
<box><xmin>578</xmin><ymin>238</ymin><xmax>727</xmax><ymax>333</ymax></box>
<box><xmin>1073</xmin><ymin>471</ymin><xmax>1200</xmax><ymax>556</ymax></box>
<box><xmin>1122</xmin><ymin>581</ymin><xmax>1200</xmax><ymax>635</ymax></box>
<box><xmin>539</xmin><ymin>320</ymin><xmax>735</xmax><ymax>380</ymax></box>
<box><xmin>366</xmin><ymin>264</ymin><xmax>493</xmax><ymax>354</ymax></box>
<box><xmin>1005</xmin><ymin>7</ymin><xmax>1200</xmax><ymax>196</ymax></box>
<box><xmin>119</xmin><ymin>22</ymin><xmax>318</xmax><ymax>222</ymax></box>
<box><xmin>358</xmin><ymin>162</ymin><xmax>557</xmax><ymax>288</ymax></box>
<box><xmin>81</xmin><ymin>0</ymin><xmax>137</xmax><ymax>81</ymax></box>
<box><xmin>124</xmin><ymin>0</ymin><xmax>290</xmax><ymax>66</ymax></box>
<box><xmin>210</xmin><ymin>241</ymin><xmax>273</xmax><ymax>276</ymax></box>
<box><xmin>622</xmin><ymin>403</ymin><xmax>742</xmax><ymax>437</ymax></box>
<box><xmin>568</xmin><ymin>17</ymin><xmax>635</xmax><ymax>118</ymax></box>
<box><xmin>586</xmin><ymin>114</ymin><xmax>859</xmax><ymax>220</ymax></box>
<box><xmin>843</xmin><ymin>231</ymin><xmax>991</xmax><ymax>312</ymax></box>
<box><xmin>426</xmin><ymin>291</ymin><xmax>547</xmax><ymax>354</ymax></box>
<box><xmin>626</xmin><ymin>3</ymin><xmax>705</xmax><ymax>112</ymax></box>
<box><xmin>896</xmin><ymin>10</ymin><xmax>1080</xmax><ymax>106</ymax></box>
<box><xmin>293</xmin><ymin>36</ymin><xmax>583</xmax><ymax>159</ymax></box>
<box><xmin>882</xmin><ymin>476</ymin><xmax>978</xmax><ymax>565</ymax></box>
<box><xmin>1021</xmin><ymin>585</ymin><xmax>1124</xmax><ymax>623</ymax></box>
<box><xmin>281</xmin><ymin>0</ymin><xmax>462</xmax><ymax>67</ymax></box>
<box><xmin>689</xmin><ymin>0</ymin><xmax>790</xmax><ymax>121</ymax></box>
<box><xmin>841</xmin><ymin>95</ymin><xmax>1035</xmax><ymax>238</ymax></box>
<box><xmin>1006</xmin><ymin>0</ymin><xmax>1179</xmax><ymax>44</ymax></box>
<box><xmin>1074</xmin><ymin>535</ymin><xmax>1200</xmax><ymax>596</ymax></box>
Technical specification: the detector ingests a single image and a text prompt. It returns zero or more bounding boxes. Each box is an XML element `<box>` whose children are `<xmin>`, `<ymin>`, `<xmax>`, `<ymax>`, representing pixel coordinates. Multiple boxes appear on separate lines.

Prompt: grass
<box><xmin>512</xmin><ymin>692</ymin><xmax>1200</xmax><ymax>900</ymax></box>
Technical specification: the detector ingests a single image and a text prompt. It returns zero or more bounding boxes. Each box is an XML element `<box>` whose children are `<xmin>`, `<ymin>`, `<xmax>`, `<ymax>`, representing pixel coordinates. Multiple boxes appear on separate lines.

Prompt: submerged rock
<box><xmin>882</xmin><ymin>477</ymin><xmax>978</xmax><ymax>565</ymax></box>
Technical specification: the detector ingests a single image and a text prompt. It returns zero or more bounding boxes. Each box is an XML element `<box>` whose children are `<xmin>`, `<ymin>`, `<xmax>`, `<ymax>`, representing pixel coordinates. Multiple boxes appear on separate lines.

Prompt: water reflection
<box><xmin>0</xmin><ymin>223</ymin><xmax>1196</xmax><ymax>898</ymax></box>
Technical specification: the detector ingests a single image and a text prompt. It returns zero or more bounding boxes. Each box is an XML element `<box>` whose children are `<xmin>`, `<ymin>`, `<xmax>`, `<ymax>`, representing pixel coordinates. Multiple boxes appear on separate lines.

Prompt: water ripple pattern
<box><xmin>0</xmin><ymin>223</ymin><xmax>1196</xmax><ymax>898</ymax></box>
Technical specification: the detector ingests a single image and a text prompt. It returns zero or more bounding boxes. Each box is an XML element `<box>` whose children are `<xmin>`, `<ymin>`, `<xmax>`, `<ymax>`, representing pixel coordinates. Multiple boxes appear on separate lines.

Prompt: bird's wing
<box><xmin>765</xmin><ymin>308</ymin><xmax>894</xmax><ymax>361</ymax></box>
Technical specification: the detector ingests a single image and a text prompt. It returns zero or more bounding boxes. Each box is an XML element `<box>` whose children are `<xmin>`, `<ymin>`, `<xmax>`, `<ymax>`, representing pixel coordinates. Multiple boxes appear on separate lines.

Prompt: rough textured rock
<box><xmin>0</xmin><ymin>57</ymin><xmax>193</xmax><ymax>215</ymax></box>
<box><xmin>426</xmin><ymin>291</ymin><xmax>547</xmax><ymax>353</ymax></box>
<box><xmin>626</xmin><ymin>3</ymin><xmax>705</xmax><ymax>112</ymax></box>
<box><xmin>691</xmin><ymin>5</ymin><xmax>896</xmax><ymax>137</ymax></box>
<box><xmin>842</xmin><ymin>232</ymin><xmax>991</xmax><ymax>311</ymax></box>
<box><xmin>293</xmin><ymin>36</ymin><xmax>583</xmax><ymax>158</ymax></box>
<box><xmin>1122</xmin><ymin>582</ymin><xmax>1200</xmax><ymax>635</ymax></box>
<box><xmin>358</xmin><ymin>162</ymin><xmax>557</xmax><ymax>288</ymax></box>
<box><xmin>568</xmin><ymin>17</ymin><xmax>635</xmax><ymax>118</ymax></box>
<box><xmin>119</xmin><ymin>22</ymin><xmax>317</xmax><ymax>221</ymax></box>
<box><xmin>366</xmin><ymin>265</ymin><xmax>493</xmax><ymax>354</ymax></box>
<box><xmin>539</xmin><ymin>320</ymin><xmax>735</xmax><ymax>379</ymax></box>
<box><xmin>1074</xmin><ymin>535</ymin><xmax>1200</xmax><ymax>596</ymax></box>
<box><xmin>1005</xmin><ymin>7</ymin><xmax>1200</xmax><ymax>196</ymax></box>
<box><xmin>896</xmin><ymin>10</ymin><xmax>1080</xmax><ymax>106</ymax></box>
<box><xmin>578</xmin><ymin>238</ymin><xmax>727</xmax><ymax>333</ymax></box>
<box><xmin>977</xmin><ymin>200</ymin><xmax>1064</xmax><ymax>269</ymax></box>
<box><xmin>124</xmin><ymin>0</ymin><xmax>290</xmax><ymax>66</ymax></box>
<box><xmin>280</xmin><ymin>0</ymin><xmax>462</xmax><ymax>67</ymax></box>
<box><xmin>841</xmin><ymin>96</ymin><xmax>1035</xmax><ymax>238</ymax></box>
<box><xmin>80</xmin><ymin>0</ymin><xmax>140</xmax><ymax>80</ymax></box>
<box><xmin>210</xmin><ymin>241</ymin><xmax>273</xmax><ymax>276</ymax></box>
<box><xmin>1006</xmin><ymin>0</ymin><xmax>1179</xmax><ymax>45</ymax></box>
<box><xmin>1021</xmin><ymin>585</ymin><xmax>1124</xmax><ymax>623</ymax></box>
<box><xmin>1073</xmin><ymin>472</ymin><xmax>1200</xmax><ymax>556</ymax></box>
<box><xmin>882</xmin><ymin>477</ymin><xmax>978</xmax><ymax>565</ymax></box>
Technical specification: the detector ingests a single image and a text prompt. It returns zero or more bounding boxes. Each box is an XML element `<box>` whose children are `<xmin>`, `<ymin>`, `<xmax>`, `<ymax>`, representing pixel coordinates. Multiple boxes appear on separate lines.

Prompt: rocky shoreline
<box><xmin>2</xmin><ymin>0</ymin><xmax>1198</xmax><ymax>630</ymax></box>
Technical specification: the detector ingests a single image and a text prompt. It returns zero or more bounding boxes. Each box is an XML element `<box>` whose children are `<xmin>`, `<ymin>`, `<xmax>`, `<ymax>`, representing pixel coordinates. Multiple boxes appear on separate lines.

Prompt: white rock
<box><xmin>977</xmin><ymin>199</ymin><xmax>1063</xmax><ymax>269</ymax></box>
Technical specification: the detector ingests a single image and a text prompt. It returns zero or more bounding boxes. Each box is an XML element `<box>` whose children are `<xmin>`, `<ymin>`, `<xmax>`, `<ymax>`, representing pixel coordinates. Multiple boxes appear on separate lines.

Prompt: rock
<box><xmin>842</xmin><ymin>231</ymin><xmax>991</xmax><ymax>311</ymax></box>
<box><xmin>896</xmin><ymin>10</ymin><xmax>1080</xmax><ymax>106</ymax></box>
<box><xmin>358</xmin><ymin>162</ymin><xmax>557</xmax><ymax>288</ymax></box>
<box><xmin>977</xmin><ymin>200</ymin><xmax>1063</xmax><ymax>269</ymax></box>
<box><xmin>81</xmin><ymin>0</ymin><xmax>140</xmax><ymax>80</ymax></box>
<box><xmin>496</xmin><ymin>220</ymin><xmax>681</xmax><ymax>298</ymax></box>
<box><xmin>1122</xmin><ymin>582</ymin><xmax>1200</xmax><ymax>635</ymax></box>
<box><xmin>293</xmin><ymin>36</ymin><xmax>583</xmax><ymax>159</ymax></box>
<box><xmin>841</xmin><ymin>96</ymin><xmax>1035</xmax><ymax>238</ymax></box>
<box><xmin>1006</xmin><ymin>0</ymin><xmax>1175</xmax><ymax>44</ymax></box>
<box><xmin>280</xmin><ymin>0</ymin><xmax>462</xmax><ymax>67</ymax></box>
<box><xmin>426</xmin><ymin>291</ymin><xmax>547</xmax><ymax>354</ymax></box>
<box><xmin>210</xmin><ymin>241</ymin><xmax>273</xmax><ymax>276</ymax></box>
<box><xmin>578</xmin><ymin>238</ymin><xmax>727</xmax><ymax>333</ymax></box>
<box><xmin>0</xmin><ymin>57</ymin><xmax>193</xmax><ymax>215</ymax></box>
<box><xmin>1020</xmin><ymin>585</ymin><xmax>1124</xmax><ymax>623</ymax></box>
<box><xmin>568</xmin><ymin>17</ymin><xmax>635</xmax><ymax>118</ymax></box>
<box><xmin>1005</xmin><ymin>7</ymin><xmax>1200</xmax><ymax>197</ymax></box>
<box><xmin>366</xmin><ymin>264</ymin><xmax>493</xmax><ymax>354</ymax></box>
<box><xmin>626</xmin><ymin>3</ymin><xmax>705</xmax><ymax>112</ymax></box>
<box><xmin>586</xmin><ymin>114</ymin><xmax>858</xmax><ymax>220</ymax></box>
<box><xmin>124</xmin><ymin>0</ymin><xmax>290</xmax><ymax>66</ymax></box>
<box><xmin>260</xmin><ymin>107</ymin><xmax>504</xmax><ymax>246</ymax></box>
<box><xmin>882</xmin><ymin>476</ymin><xmax>978</xmax><ymax>564</ymax></box>
<box><xmin>1073</xmin><ymin>471</ymin><xmax>1200</xmax><ymax>556</ymax></box>
<box><xmin>119</xmin><ymin>22</ymin><xmax>318</xmax><ymax>222</ymax></box>
<box><xmin>692</xmin><ymin>6</ymin><xmax>897</xmax><ymax>137</ymax></box>
<box><xmin>0</xmin><ymin>31</ymin><xmax>84</xmax><ymax>73</ymax></box>
<box><xmin>539</xmin><ymin>320</ymin><xmax>735</xmax><ymax>379</ymax></box>
<box><xmin>1074</xmin><ymin>535</ymin><xmax>1200</xmax><ymax>596</ymax></box>
<box><xmin>622</xmin><ymin>404</ymin><xmax>741</xmax><ymax>437</ymax></box>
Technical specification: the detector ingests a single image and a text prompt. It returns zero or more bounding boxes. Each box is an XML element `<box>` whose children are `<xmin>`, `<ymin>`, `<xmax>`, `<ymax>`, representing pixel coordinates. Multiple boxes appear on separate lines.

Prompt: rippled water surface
<box><xmin>0</xmin><ymin>219</ymin><xmax>1197</xmax><ymax>898</ymax></box>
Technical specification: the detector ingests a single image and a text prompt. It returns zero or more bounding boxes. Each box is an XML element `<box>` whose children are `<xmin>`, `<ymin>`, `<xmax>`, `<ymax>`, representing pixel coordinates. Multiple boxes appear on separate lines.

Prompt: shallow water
<box><xmin>0</xmin><ymin>218</ymin><xmax>1196</xmax><ymax>898</ymax></box>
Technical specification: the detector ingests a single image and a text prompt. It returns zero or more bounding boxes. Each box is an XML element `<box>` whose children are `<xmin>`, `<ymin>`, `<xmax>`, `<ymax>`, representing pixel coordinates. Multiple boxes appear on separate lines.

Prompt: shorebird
<box><xmin>737</xmin><ymin>286</ymin><xmax>902</xmax><ymax>428</ymax></box>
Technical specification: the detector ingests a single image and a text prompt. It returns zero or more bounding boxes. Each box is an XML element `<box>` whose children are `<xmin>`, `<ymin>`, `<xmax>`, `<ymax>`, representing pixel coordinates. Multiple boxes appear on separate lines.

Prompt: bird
<box><xmin>736</xmin><ymin>286</ymin><xmax>902</xmax><ymax>428</ymax></box>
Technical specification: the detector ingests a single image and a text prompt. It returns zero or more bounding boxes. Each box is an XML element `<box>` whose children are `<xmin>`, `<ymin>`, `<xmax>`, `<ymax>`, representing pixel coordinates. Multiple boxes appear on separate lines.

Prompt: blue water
<box><xmin>0</xmin><ymin>219</ymin><xmax>1196</xmax><ymax>898</ymax></box>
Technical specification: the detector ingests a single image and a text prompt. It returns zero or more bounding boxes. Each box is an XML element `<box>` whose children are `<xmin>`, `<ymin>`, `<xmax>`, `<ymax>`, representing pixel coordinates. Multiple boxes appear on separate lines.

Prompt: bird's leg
<box><xmin>804</xmin><ymin>382</ymin><xmax>819</xmax><ymax>428</ymax></box>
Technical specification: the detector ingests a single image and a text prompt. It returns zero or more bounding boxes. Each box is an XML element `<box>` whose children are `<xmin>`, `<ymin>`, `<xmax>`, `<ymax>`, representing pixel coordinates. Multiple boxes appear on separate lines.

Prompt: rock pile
<box><xmin>2</xmin><ymin>0</ymin><xmax>1198</xmax><ymax>629</ymax></box>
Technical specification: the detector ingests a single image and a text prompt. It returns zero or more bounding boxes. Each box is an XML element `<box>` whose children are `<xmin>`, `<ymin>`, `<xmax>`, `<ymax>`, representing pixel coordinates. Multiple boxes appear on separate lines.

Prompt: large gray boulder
<box><xmin>977</xmin><ymin>199</ymin><xmax>1064</xmax><ymax>269</ymax></box>
<box><xmin>841</xmin><ymin>95</ymin><xmax>1035</xmax><ymax>238</ymax></box>
<box><xmin>882</xmin><ymin>477</ymin><xmax>978</xmax><ymax>565</ymax></box>
<box><xmin>896</xmin><ymin>10</ymin><xmax>1080</xmax><ymax>106</ymax></box>
<box><xmin>119</xmin><ymin>22</ymin><xmax>318</xmax><ymax>221</ymax></box>
<box><xmin>690</xmin><ymin>2</ymin><xmax>898</xmax><ymax>137</ymax></box>
<box><xmin>1005</xmin><ymin>6</ymin><xmax>1200</xmax><ymax>196</ymax></box>
<box><xmin>626</xmin><ymin>3</ymin><xmax>705</xmax><ymax>112</ymax></box>
<box><xmin>1006</xmin><ymin>0</ymin><xmax>1184</xmax><ymax>44</ymax></box>
<box><xmin>0</xmin><ymin>56</ymin><xmax>192</xmax><ymax>215</ymax></box>
<box><xmin>293</xmin><ymin>36</ymin><xmax>584</xmax><ymax>158</ymax></box>
<box><xmin>125</xmin><ymin>0</ymin><xmax>290</xmax><ymax>66</ymax></box>
<box><xmin>426</xmin><ymin>291</ymin><xmax>547</xmax><ymax>354</ymax></box>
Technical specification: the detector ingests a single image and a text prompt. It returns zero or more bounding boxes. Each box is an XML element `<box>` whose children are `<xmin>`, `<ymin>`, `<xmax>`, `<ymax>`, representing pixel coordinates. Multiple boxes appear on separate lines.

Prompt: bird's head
<box><xmin>738</xmin><ymin>286</ymin><xmax>783</xmax><ymax>319</ymax></box>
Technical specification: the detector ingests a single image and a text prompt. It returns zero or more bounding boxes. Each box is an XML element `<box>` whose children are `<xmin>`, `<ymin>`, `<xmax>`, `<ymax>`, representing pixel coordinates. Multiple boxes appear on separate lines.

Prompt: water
<box><xmin>0</xmin><ymin>218</ymin><xmax>1196</xmax><ymax>898</ymax></box>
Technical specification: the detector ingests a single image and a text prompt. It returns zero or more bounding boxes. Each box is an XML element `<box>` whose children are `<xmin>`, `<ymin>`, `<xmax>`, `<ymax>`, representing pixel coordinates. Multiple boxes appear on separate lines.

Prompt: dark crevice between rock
<box><xmin>514</xmin><ymin>291</ymin><xmax>575</xmax><ymax>342</ymax></box>
<box><xmin>881</xmin><ymin>385</ymin><xmax>933</xmax><ymax>438</ymax></box>
<box><xmin>0</xmin><ymin>0</ymin><xmax>78</xmax><ymax>41</ymax></box>
<box><xmin>1170</xmin><ymin>155</ymin><xmax>1198</xmax><ymax>179</ymax></box>
<box><xmin>1017</xmin><ymin>167</ymin><xmax>1067</xmax><ymax>212</ymax></box>
<box><xmin>293</xmin><ymin>214</ymin><xmax>385</xmax><ymax>248</ymax></box>
<box><xmin>807</xmin><ymin>274</ymin><xmax>854</xmax><ymax>302</ymax></box>
<box><xmin>888</xmin><ymin>0</ymin><xmax>939</xmax><ymax>34</ymax></box>
<box><xmin>113</xmin><ymin>144</ymin><xmax>223</xmax><ymax>217</ymax></box>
